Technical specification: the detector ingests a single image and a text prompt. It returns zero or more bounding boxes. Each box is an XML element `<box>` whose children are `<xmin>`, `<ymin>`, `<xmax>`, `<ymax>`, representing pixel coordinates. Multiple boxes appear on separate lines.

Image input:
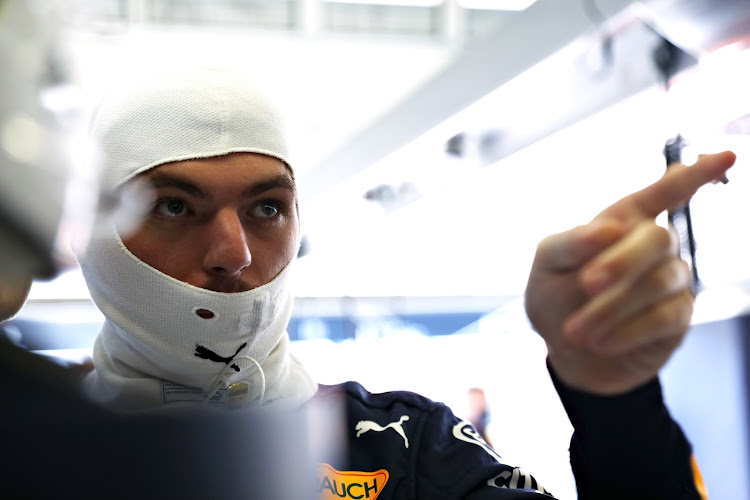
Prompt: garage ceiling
<box><xmin>26</xmin><ymin>0</ymin><xmax>750</xmax><ymax>316</ymax></box>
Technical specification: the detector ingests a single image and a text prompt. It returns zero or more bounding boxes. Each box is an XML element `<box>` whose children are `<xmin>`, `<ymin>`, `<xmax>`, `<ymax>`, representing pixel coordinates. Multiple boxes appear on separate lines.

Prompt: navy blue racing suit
<box><xmin>314</xmin><ymin>362</ymin><xmax>705</xmax><ymax>500</ymax></box>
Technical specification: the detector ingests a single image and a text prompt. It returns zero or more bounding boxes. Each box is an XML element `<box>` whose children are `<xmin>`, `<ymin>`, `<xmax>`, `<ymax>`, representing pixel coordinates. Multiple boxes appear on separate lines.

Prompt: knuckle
<box><xmin>652</xmin><ymin>264</ymin><xmax>675</xmax><ymax>292</ymax></box>
<box><xmin>657</xmin><ymin>295</ymin><xmax>693</xmax><ymax>333</ymax></box>
<box><xmin>653</xmin><ymin>259</ymin><xmax>690</xmax><ymax>292</ymax></box>
<box><xmin>654</xmin><ymin>304</ymin><xmax>677</xmax><ymax>332</ymax></box>
<box><xmin>536</xmin><ymin>232</ymin><xmax>562</xmax><ymax>255</ymax></box>
<box><xmin>648</xmin><ymin>224</ymin><xmax>673</xmax><ymax>251</ymax></box>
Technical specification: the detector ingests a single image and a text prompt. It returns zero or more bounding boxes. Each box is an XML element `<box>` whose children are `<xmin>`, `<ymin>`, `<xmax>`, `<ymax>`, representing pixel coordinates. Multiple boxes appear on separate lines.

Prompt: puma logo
<box><xmin>355</xmin><ymin>415</ymin><xmax>410</xmax><ymax>449</ymax></box>
<box><xmin>194</xmin><ymin>342</ymin><xmax>247</xmax><ymax>372</ymax></box>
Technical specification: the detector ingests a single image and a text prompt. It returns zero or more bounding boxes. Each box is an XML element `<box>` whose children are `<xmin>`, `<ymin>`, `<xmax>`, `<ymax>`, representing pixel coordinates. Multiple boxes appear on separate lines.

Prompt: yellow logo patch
<box><xmin>318</xmin><ymin>464</ymin><xmax>389</xmax><ymax>499</ymax></box>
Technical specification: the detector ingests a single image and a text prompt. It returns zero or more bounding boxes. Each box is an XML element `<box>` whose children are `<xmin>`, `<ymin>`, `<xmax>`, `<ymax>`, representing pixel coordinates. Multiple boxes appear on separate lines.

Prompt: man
<box><xmin>466</xmin><ymin>386</ymin><xmax>493</xmax><ymax>446</ymax></box>
<box><xmin>76</xmin><ymin>65</ymin><xmax>733</xmax><ymax>498</ymax></box>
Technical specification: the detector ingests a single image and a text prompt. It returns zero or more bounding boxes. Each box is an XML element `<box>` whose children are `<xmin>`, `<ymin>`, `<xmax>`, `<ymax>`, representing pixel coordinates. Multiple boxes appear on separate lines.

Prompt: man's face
<box><xmin>120</xmin><ymin>152</ymin><xmax>299</xmax><ymax>293</ymax></box>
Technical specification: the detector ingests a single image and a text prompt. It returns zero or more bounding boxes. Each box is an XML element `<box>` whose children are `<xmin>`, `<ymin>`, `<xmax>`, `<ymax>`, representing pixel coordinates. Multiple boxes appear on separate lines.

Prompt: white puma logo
<box><xmin>355</xmin><ymin>415</ymin><xmax>410</xmax><ymax>449</ymax></box>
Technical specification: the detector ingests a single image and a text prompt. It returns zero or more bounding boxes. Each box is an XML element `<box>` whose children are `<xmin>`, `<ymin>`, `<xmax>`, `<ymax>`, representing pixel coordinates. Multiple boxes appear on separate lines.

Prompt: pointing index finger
<box><xmin>613</xmin><ymin>151</ymin><xmax>736</xmax><ymax>220</ymax></box>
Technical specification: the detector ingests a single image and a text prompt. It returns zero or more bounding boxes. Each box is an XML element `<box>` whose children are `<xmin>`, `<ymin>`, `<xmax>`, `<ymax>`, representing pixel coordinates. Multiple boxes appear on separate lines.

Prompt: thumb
<box><xmin>534</xmin><ymin>219</ymin><xmax>625</xmax><ymax>272</ymax></box>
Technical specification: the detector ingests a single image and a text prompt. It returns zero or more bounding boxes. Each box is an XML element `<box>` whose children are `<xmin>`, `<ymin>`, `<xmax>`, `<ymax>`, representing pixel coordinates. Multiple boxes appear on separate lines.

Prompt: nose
<box><xmin>202</xmin><ymin>209</ymin><xmax>251</xmax><ymax>276</ymax></box>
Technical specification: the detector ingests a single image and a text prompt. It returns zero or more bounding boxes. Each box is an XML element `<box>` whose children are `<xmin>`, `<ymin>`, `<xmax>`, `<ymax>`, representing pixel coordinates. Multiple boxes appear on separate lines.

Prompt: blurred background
<box><xmin>3</xmin><ymin>0</ymin><xmax>750</xmax><ymax>497</ymax></box>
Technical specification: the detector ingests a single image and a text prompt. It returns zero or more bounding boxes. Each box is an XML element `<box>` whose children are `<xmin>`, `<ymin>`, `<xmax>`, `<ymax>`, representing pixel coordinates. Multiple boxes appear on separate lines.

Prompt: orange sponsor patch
<box><xmin>691</xmin><ymin>455</ymin><xmax>709</xmax><ymax>500</ymax></box>
<box><xmin>318</xmin><ymin>464</ymin><xmax>389</xmax><ymax>500</ymax></box>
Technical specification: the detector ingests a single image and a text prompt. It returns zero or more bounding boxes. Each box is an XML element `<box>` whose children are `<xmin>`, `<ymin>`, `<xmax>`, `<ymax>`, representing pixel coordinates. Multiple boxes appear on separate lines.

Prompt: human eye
<box><xmin>154</xmin><ymin>198</ymin><xmax>189</xmax><ymax>218</ymax></box>
<box><xmin>250</xmin><ymin>200</ymin><xmax>282</xmax><ymax>219</ymax></box>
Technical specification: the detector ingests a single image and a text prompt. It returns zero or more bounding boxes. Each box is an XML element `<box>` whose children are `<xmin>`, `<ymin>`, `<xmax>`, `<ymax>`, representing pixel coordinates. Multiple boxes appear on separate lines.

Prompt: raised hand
<box><xmin>524</xmin><ymin>151</ymin><xmax>736</xmax><ymax>395</ymax></box>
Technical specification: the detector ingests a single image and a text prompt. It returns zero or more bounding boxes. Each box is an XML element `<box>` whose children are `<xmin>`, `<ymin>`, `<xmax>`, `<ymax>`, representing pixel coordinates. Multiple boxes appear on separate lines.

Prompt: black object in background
<box><xmin>663</xmin><ymin>134</ymin><xmax>702</xmax><ymax>295</ymax></box>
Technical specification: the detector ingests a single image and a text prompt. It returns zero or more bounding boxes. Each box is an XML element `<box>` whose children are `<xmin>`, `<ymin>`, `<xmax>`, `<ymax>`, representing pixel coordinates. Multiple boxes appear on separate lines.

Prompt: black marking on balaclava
<box><xmin>194</xmin><ymin>342</ymin><xmax>248</xmax><ymax>372</ymax></box>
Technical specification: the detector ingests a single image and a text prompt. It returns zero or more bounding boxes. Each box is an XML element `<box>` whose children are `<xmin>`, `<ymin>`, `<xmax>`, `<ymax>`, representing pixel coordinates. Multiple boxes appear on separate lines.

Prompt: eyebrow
<box><xmin>145</xmin><ymin>173</ymin><xmax>296</xmax><ymax>199</ymax></box>
<box><xmin>242</xmin><ymin>175</ymin><xmax>297</xmax><ymax>198</ymax></box>
<box><xmin>147</xmin><ymin>176</ymin><xmax>207</xmax><ymax>198</ymax></box>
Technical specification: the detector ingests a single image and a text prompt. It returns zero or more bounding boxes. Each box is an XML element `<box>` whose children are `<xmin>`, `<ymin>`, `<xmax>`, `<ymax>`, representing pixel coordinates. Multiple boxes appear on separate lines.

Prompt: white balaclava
<box><xmin>77</xmin><ymin>66</ymin><xmax>317</xmax><ymax>412</ymax></box>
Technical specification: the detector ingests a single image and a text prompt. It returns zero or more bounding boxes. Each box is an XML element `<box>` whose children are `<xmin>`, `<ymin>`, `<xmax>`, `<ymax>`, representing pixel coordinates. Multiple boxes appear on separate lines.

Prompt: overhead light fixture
<box><xmin>457</xmin><ymin>0</ymin><xmax>538</xmax><ymax>11</ymax></box>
